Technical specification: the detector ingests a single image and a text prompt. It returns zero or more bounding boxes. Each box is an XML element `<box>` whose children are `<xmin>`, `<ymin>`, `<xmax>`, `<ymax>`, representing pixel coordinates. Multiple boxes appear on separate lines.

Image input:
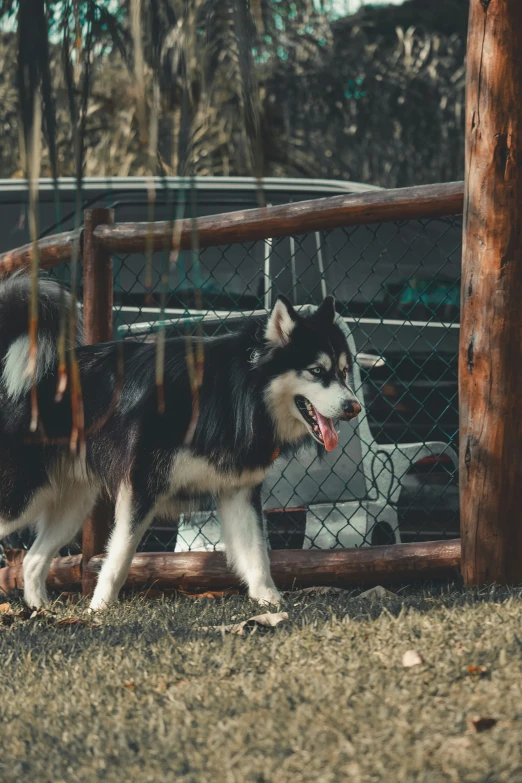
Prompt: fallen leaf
<box><xmin>471</xmin><ymin>715</ymin><xmax>497</xmax><ymax>733</ymax></box>
<box><xmin>28</xmin><ymin>609</ymin><xmax>56</xmax><ymax>624</ymax></box>
<box><xmin>202</xmin><ymin>611</ymin><xmax>289</xmax><ymax>636</ymax></box>
<box><xmin>181</xmin><ymin>590</ymin><xmax>240</xmax><ymax>600</ymax></box>
<box><xmin>123</xmin><ymin>680</ymin><xmax>136</xmax><ymax>690</ymax></box>
<box><xmin>231</xmin><ymin>612</ymin><xmax>289</xmax><ymax>636</ymax></box>
<box><xmin>0</xmin><ymin>603</ymin><xmax>12</xmax><ymax>613</ymax></box>
<box><xmin>402</xmin><ymin>649</ymin><xmax>423</xmax><ymax>668</ymax></box>
<box><xmin>467</xmin><ymin>665</ymin><xmax>487</xmax><ymax>677</ymax></box>
<box><xmin>359</xmin><ymin>586</ymin><xmax>395</xmax><ymax>601</ymax></box>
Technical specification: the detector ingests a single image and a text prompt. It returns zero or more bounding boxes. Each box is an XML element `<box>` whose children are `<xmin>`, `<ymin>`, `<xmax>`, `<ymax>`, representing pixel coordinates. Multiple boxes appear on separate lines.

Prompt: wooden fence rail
<box><xmin>0</xmin><ymin>181</ymin><xmax>464</xmax><ymax>278</ymax></box>
<box><xmin>0</xmin><ymin>228</ymin><xmax>80</xmax><ymax>276</ymax></box>
<box><xmin>93</xmin><ymin>181</ymin><xmax>464</xmax><ymax>254</ymax></box>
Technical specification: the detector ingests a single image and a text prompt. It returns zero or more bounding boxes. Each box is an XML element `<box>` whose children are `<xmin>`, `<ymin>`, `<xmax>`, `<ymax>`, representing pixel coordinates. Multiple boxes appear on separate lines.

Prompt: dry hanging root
<box><xmin>183</xmin><ymin>288</ymin><xmax>205</xmax><ymax>443</ymax></box>
<box><xmin>27</xmin><ymin>92</ymin><xmax>42</xmax><ymax>433</ymax></box>
<box><xmin>183</xmin><ymin>206</ymin><xmax>205</xmax><ymax>444</ymax></box>
<box><xmin>55</xmin><ymin>325</ymin><xmax>69</xmax><ymax>402</ymax></box>
<box><xmin>183</xmin><ymin>323</ymin><xmax>204</xmax><ymax>445</ymax></box>
<box><xmin>67</xmin><ymin>356</ymin><xmax>84</xmax><ymax>457</ymax></box>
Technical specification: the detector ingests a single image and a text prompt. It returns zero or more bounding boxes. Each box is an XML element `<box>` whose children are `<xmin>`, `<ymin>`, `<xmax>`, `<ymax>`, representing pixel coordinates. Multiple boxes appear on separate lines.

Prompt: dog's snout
<box><xmin>341</xmin><ymin>400</ymin><xmax>361</xmax><ymax>419</ymax></box>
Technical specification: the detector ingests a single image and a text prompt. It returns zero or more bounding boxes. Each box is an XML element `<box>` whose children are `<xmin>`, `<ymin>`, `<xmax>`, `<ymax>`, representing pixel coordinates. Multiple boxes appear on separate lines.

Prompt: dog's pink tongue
<box><xmin>315</xmin><ymin>410</ymin><xmax>339</xmax><ymax>451</ymax></box>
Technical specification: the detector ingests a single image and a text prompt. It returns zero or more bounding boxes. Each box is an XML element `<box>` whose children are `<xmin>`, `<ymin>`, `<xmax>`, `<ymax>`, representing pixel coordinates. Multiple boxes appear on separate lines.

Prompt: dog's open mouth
<box><xmin>295</xmin><ymin>395</ymin><xmax>339</xmax><ymax>451</ymax></box>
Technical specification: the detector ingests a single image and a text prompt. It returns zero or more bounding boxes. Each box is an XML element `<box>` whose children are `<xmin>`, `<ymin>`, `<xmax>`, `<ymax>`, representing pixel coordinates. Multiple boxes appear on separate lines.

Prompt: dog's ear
<box><xmin>315</xmin><ymin>295</ymin><xmax>336</xmax><ymax>323</ymax></box>
<box><xmin>265</xmin><ymin>296</ymin><xmax>298</xmax><ymax>347</ymax></box>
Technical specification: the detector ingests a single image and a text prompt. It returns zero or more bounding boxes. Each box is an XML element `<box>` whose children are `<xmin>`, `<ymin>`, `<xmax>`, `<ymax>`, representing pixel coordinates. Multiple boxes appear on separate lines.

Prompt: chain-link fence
<box><xmin>0</xmin><ymin>183</ymin><xmax>461</xmax><ymax>564</ymax></box>
<box><xmin>105</xmin><ymin>214</ymin><xmax>461</xmax><ymax>554</ymax></box>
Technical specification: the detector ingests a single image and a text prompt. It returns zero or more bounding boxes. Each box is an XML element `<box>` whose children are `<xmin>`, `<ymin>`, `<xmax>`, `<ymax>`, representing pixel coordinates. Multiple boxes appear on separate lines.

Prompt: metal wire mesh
<box><xmin>0</xmin><ymin>203</ymin><xmax>460</xmax><ymax>561</ymax></box>
<box><xmin>111</xmin><ymin>216</ymin><xmax>461</xmax><ymax>553</ymax></box>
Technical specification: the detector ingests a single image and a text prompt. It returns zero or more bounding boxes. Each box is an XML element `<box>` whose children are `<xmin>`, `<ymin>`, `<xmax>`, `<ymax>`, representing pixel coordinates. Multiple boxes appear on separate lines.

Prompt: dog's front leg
<box><xmin>218</xmin><ymin>485</ymin><xmax>281</xmax><ymax>606</ymax></box>
<box><xmin>90</xmin><ymin>483</ymin><xmax>154</xmax><ymax>611</ymax></box>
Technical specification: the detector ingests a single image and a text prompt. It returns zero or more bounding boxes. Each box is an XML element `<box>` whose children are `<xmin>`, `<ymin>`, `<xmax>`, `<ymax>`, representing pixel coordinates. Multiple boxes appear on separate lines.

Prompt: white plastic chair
<box><xmin>261</xmin><ymin>310</ymin><xmax>458</xmax><ymax>548</ymax></box>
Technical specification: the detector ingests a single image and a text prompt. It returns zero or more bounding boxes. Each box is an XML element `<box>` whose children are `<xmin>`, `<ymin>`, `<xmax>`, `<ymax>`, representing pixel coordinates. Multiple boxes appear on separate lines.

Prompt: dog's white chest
<box><xmin>168</xmin><ymin>452</ymin><xmax>266</xmax><ymax>496</ymax></box>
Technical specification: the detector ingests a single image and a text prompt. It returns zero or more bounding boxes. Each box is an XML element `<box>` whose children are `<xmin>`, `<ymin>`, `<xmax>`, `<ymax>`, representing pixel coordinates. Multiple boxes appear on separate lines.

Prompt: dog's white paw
<box><xmin>89</xmin><ymin>593</ymin><xmax>116</xmax><ymax>612</ymax></box>
<box><xmin>24</xmin><ymin>591</ymin><xmax>49</xmax><ymax>610</ymax></box>
<box><xmin>23</xmin><ymin>584</ymin><xmax>49</xmax><ymax>610</ymax></box>
<box><xmin>250</xmin><ymin>585</ymin><xmax>282</xmax><ymax>607</ymax></box>
<box><xmin>23</xmin><ymin>561</ymin><xmax>50</xmax><ymax>609</ymax></box>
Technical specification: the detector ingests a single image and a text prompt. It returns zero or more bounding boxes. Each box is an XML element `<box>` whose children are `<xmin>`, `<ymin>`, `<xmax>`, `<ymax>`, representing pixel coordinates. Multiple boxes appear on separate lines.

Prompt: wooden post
<box><xmin>81</xmin><ymin>208</ymin><xmax>114</xmax><ymax>596</ymax></box>
<box><xmin>460</xmin><ymin>1</ymin><xmax>522</xmax><ymax>585</ymax></box>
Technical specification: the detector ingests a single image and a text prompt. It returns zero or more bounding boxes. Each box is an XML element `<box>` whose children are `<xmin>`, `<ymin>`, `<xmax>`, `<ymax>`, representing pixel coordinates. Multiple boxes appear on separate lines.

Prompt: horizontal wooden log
<box><xmin>0</xmin><ymin>540</ymin><xmax>461</xmax><ymax>596</ymax></box>
<box><xmin>0</xmin><ymin>229</ymin><xmax>80</xmax><ymax>277</ymax></box>
<box><xmin>0</xmin><ymin>554</ymin><xmax>83</xmax><ymax>593</ymax></box>
<box><xmin>93</xmin><ymin>181</ymin><xmax>464</xmax><ymax>254</ymax></box>
<box><xmin>87</xmin><ymin>539</ymin><xmax>461</xmax><ymax>591</ymax></box>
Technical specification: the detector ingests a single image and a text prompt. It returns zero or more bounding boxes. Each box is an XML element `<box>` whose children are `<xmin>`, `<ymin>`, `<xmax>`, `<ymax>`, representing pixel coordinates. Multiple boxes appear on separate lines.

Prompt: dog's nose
<box><xmin>342</xmin><ymin>400</ymin><xmax>361</xmax><ymax>419</ymax></box>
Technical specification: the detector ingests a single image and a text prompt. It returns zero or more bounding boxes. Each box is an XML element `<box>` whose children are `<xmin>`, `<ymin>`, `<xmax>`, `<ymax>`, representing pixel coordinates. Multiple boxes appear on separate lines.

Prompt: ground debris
<box><xmin>402</xmin><ymin>649</ymin><xmax>424</xmax><ymax>668</ymax></box>
<box><xmin>467</xmin><ymin>665</ymin><xmax>488</xmax><ymax>677</ymax></box>
<box><xmin>180</xmin><ymin>589</ymin><xmax>240</xmax><ymax>600</ymax></box>
<box><xmin>287</xmin><ymin>586</ymin><xmax>347</xmax><ymax>597</ymax></box>
<box><xmin>470</xmin><ymin>715</ymin><xmax>498</xmax><ymax>733</ymax></box>
<box><xmin>359</xmin><ymin>585</ymin><xmax>396</xmax><ymax>601</ymax></box>
<box><xmin>201</xmin><ymin>611</ymin><xmax>289</xmax><ymax>636</ymax></box>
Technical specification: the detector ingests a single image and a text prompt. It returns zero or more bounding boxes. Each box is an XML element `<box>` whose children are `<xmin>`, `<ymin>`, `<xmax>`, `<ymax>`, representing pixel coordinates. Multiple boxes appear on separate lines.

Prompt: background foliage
<box><xmin>0</xmin><ymin>0</ymin><xmax>468</xmax><ymax>186</ymax></box>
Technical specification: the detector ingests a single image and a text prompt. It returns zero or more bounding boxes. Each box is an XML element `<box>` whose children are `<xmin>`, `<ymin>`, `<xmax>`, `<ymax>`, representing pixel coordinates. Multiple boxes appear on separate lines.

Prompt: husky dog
<box><xmin>0</xmin><ymin>275</ymin><xmax>361</xmax><ymax>610</ymax></box>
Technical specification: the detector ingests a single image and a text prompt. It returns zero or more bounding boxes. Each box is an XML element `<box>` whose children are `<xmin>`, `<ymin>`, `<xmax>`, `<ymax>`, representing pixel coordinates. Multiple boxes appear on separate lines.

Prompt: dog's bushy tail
<box><xmin>0</xmin><ymin>273</ymin><xmax>82</xmax><ymax>401</ymax></box>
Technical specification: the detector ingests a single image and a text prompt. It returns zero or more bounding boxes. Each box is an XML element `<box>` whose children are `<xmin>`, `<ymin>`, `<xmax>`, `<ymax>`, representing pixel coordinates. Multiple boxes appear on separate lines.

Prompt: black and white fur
<box><xmin>0</xmin><ymin>275</ymin><xmax>361</xmax><ymax>610</ymax></box>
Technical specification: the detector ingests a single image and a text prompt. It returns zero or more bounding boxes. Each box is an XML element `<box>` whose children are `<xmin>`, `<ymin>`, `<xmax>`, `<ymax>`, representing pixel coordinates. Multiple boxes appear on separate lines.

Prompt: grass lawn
<box><xmin>1</xmin><ymin>583</ymin><xmax>522</xmax><ymax>783</ymax></box>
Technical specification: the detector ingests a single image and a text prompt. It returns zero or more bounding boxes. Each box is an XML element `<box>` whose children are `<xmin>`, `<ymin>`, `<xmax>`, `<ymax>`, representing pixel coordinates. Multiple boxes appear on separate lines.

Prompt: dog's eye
<box><xmin>309</xmin><ymin>367</ymin><xmax>324</xmax><ymax>377</ymax></box>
